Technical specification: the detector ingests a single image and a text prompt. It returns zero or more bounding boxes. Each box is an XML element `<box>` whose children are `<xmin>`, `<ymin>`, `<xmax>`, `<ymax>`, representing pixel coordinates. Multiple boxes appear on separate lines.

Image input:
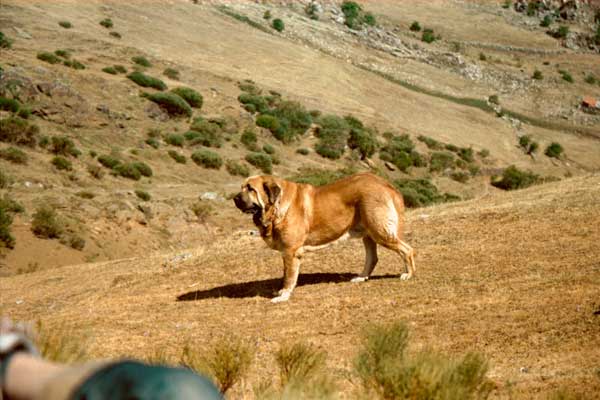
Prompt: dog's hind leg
<box><xmin>351</xmin><ymin>236</ymin><xmax>378</xmax><ymax>283</ymax></box>
<box><xmin>395</xmin><ymin>240</ymin><xmax>416</xmax><ymax>281</ymax></box>
<box><xmin>272</xmin><ymin>249</ymin><xmax>301</xmax><ymax>303</ymax></box>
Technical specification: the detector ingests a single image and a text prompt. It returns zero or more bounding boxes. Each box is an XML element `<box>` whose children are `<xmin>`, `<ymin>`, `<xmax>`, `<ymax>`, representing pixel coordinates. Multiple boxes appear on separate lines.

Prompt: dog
<box><xmin>233</xmin><ymin>172</ymin><xmax>416</xmax><ymax>302</ymax></box>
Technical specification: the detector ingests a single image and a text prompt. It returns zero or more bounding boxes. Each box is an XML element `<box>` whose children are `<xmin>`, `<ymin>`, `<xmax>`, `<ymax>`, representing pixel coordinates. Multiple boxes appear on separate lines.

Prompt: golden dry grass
<box><xmin>2</xmin><ymin>174</ymin><xmax>599</xmax><ymax>398</ymax></box>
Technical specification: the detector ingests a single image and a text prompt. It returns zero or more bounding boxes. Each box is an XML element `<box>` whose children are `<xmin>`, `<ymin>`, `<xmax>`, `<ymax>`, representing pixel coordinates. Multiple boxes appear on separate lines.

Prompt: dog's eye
<box><xmin>246</xmin><ymin>185</ymin><xmax>255</xmax><ymax>192</ymax></box>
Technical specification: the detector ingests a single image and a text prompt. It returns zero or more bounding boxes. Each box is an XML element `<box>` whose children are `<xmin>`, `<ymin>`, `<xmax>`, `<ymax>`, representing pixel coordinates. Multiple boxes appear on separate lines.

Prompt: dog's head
<box><xmin>233</xmin><ymin>176</ymin><xmax>282</xmax><ymax>220</ymax></box>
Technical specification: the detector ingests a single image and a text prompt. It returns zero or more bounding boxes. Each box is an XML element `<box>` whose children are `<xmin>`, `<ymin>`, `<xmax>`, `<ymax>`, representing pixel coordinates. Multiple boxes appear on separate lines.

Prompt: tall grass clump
<box><xmin>355</xmin><ymin>322</ymin><xmax>493</xmax><ymax>400</ymax></box>
<box><xmin>31</xmin><ymin>205</ymin><xmax>63</xmax><ymax>239</ymax></box>
<box><xmin>0</xmin><ymin>147</ymin><xmax>28</xmax><ymax>164</ymax></box>
<box><xmin>276</xmin><ymin>342</ymin><xmax>327</xmax><ymax>387</ymax></box>
<box><xmin>186</xmin><ymin>120</ymin><xmax>222</xmax><ymax>148</ymax></box>
<box><xmin>127</xmin><ymin>72</ymin><xmax>167</xmax><ymax>90</ymax></box>
<box><xmin>35</xmin><ymin>320</ymin><xmax>87</xmax><ymax>363</ymax></box>
<box><xmin>181</xmin><ymin>336</ymin><xmax>253</xmax><ymax>395</ymax></box>
<box><xmin>51</xmin><ymin>156</ymin><xmax>72</xmax><ymax>171</ymax></box>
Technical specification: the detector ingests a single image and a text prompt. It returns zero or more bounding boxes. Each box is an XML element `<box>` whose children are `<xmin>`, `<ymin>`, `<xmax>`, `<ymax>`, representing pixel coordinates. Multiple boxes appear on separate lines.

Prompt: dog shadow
<box><xmin>176</xmin><ymin>272</ymin><xmax>400</xmax><ymax>301</ymax></box>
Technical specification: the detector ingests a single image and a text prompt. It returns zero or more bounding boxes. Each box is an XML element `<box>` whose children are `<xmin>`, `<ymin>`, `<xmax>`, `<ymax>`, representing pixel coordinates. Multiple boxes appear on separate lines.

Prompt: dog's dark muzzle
<box><xmin>233</xmin><ymin>192</ymin><xmax>259</xmax><ymax>214</ymax></box>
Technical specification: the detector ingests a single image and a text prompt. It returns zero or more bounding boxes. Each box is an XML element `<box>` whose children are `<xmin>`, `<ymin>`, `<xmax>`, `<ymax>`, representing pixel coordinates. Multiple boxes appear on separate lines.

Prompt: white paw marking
<box><xmin>271</xmin><ymin>290</ymin><xmax>291</xmax><ymax>303</ymax></box>
<box><xmin>351</xmin><ymin>276</ymin><xmax>368</xmax><ymax>283</ymax></box>
<box><xmin>400</xmin><ymin>273</ymin><xmax>412</xmax><ymax>281</ymax></box>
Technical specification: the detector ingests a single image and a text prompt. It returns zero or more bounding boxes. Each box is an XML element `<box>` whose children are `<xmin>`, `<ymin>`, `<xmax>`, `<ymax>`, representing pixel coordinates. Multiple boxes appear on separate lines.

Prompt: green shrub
<box><xmin>445</xmin><ymin>143</ymin><xmax>459</xmax><ymax>152</ymax></box>
<box><xmin>50</xmin><ymin>136</ymin><xmax>80</xmax><ymax>157</ymax></box>
<box><xmin>585</xmin><ymin>74</ymin><xmax>597</xmax><ymax>85</ymax></box>
<box><xmin>113</xmin><ymin>163</ymin><xmax>142</xmax><ymax>180</ymax></box>
<box><xmin>170</xmin><ymin>87</ymin><xmax>203</xmax><ymax>108</ymax></box>
<box><xmin>478</xmin><ymin>148</ymin><xmax>490</xmax><ymax>158</ymax></box>
<box><xmin>98</xmin><ymin>155</ymin><xmax>121</xmax><ymax>169</ymax></box>
<box><xmin>76</xmin><ymin>191</ymin><xmax>95</xmax><ymax>199</ymax></box>
<box><xmin>491</xmin><ymin>165</ymin><xmax>541</xmax><ymax>190</ymax></box>
<box><xmin>0</xmin><ymin>97</ymin><xmax>20</xmax><ymax>113</ymax></box>
<box><xmin>555</xmin><ymin>25</ymin><xmax>569</xmax><ymax>39</ymax></box>
<box><xmin>37</xmin><ymin>52</ymin><xmax>60</xmax><ymax>64</ymax></box>
<box><xmin>163</xmin><ymin>68</ymin><xmax>180</xmax><ymax>80</ymax></box>
<box><xmin>238</xmin><ymin>93</ymin><xmax>269</xmax><ymax>114</ymax></box>
<box><xmin>145</xmin><ymin>138</ymin><xmax>159</xmax><ymax>149</ymax></box>
<box><xmin>181</xmin><ymin>336</ymin><xmax>253</xmax><ymax>395</ymax></box>
<box><xmin>541</xmin><ymin>15</ymin><xmax>553</xmax><ymax>27</ymax></box>
<box><xmin>54</xmin><ymin>49</ymin><xmax>70</xmax><ymax>59</ymax></box>
<box><xmin>0</xmin><ymin>32</ymin><xmax>13</xmax><ymax>49</ymax></box>
<box><xmin>532</xmin><ymin>69</ymin><xmax>543</xmax><ymax>80</ymax></box>
<box><xmin>270</xmin><ymin>101</ymin><xmax>312</xmax><ymax>140</ymax></box>
<box><xmin>51</xmin><ymin>156</ymin><xmax>72</xmax><ymax>171</ymax></box>
<box><xmin>263</xmin><ymin>10</ymin><xmax>272</xmax><ymax>20</ymax></box>
<box><xmin>131</xmin><ymin>161</ymin><xmax>153</xmax><ymax>177</ymax></box>
<box><xmin>457</xmin><ymin>147</ymin><xmax>474</xmax><ymax>162</ymax></box>
<box><xmin>355</xmin><ymin>322</ymin><xmax>493</xmax><ymax>400</ymax></box>
<box><xmin>0</xmin><ymin>117</ymin><xmax>39</xmax><ymax>147</ymax></box>
<box><xmin>145</xmin><ymin>92</ymin><xmax>192</xmax><ymax>117</ymax></box>
<box><xmin>559</xmin><ymin>69</ymin><xmax>573</xmax><ymax>83</ymax></box>
<box><xmin>63</xmin><ymin>59</ymin><xmax>86</xmax><ymax>70</ymax></box>
<box><xmin>192</xmin><ymin>150</ymin><xmax>223</xmax><ymax>169</ymax></box>
<box><xmin>379</xmin><ymin>134</ymin><xmax>419</xmax><ymax>171</ymax></box>
<box><xmin>165</xmin><ymin>134</ymin><xmax>185</xmax><ymax>147</ymax></box>
<box><xmin>409</xmin><ymin>21</ymin><xmax>421</xmax><ymax>31</ymax></box>
<box><xmin>61</xmin><ymin>233</ymin><xmax>85</xmax><ymax>251</ymax></box>
<box><xmin>17</xmin><ymin>107</ymin><xmax>31</xmax><ymax>119</ymax></box>
<box><xmin>363</xmin><ymin>12</ymin><xmax>376</xmax><ymax>26</ymax></box>
<box><xmin>241</xmin><ymin>129</ymin><xmax>258</xmax><ymax>151</ymax></box>
<box><xmin>488</xmin><ymin>94</ymin><xmax>499</xmax><ymax>105</ymax></box>
<box><xmin>226</xmin><ymin>160</ymin><xmax>250</xmax><ymax>177</ymax></box>
<box><xmin>348</xmin><ymin>127</ymin><xmax>378</xmax><ymax>159</ymax></box>
<box><xmin>168</xmin><ymin>150</ymin><xmax>186</xmax><ymax>164</ymax></box>
<box><xmin>135</xmin><ymin>189</ymin><xmax>151</xmax><ymax>201</ymax></box>
<box><xmin>0</xmin><ymin>170</ymin><xmax>10</xmax><ymax>188</ymax></box>
<box><xmin>479</xmin><ymin>52</ymin><xmax>487</xmax><ymax>61</ymax></box>
<box><xmin>127</xmin><ymin>72</ymin><xmax>167</xmax><ymax>90</ymax></box>
<box><xmin>288</xmin><ymin>167</ymin><xmax>356</xmax><ymax>187</ymax></box>
<box><xmin>314</xmin><ymin>114</ymin><xmax>349</xmax><ymax>159</ymax></box>
<box><xmin>272</xmin><ymin>18</ymin><xmax>285</xmax><ymax>32</ymax></box>
<box><xmin>296</xmin><ymin>148</ymin><xmax>310</xmax><ymax>155</ymax></box>
<box><xmin>32</xmin><ymin>205</ymin><xmax>63</xmax><ymax>238</ymax></box>
<box><xmin>190</xmin><ymin>200</ymin><xmax>214</xmax><ymax>222</ymax></box>
<box><xmin>518</xmin><ymin>135</ymin><xmax>539</xmax><ymax>155</ymax></box>
<box><xmin>238</xmin><ymin>81</ymin><xmax>262</xmax><ymax>95</ymax></box>
<box><xmin>99</xmin><ymin>18</ymin><xmax>113</xmax><ymax>28</ymax></box>
<box><xmin>429</xmin><ymin>151</ymin><xmax>455</xmax><ymax>172</ymax></box>
<box><xmin>422</xmin><ymin>28</ymin><xmax>437</xmax><ymax>43</ymax></box>
<box><xmin>102</xmin><ymin>66</ymin><xmax>117</xmax><ymax>75</ymax></box>
<box><xmin>0</xmin><ymin>207</ymin><xmax>15</xmax><ymax>249</ymax></box>
<box><xmin>109</xmin><ymin>31</ymin><xmax>121</xmax><ymax>39</ymax></box>
<box><xmin>545</xmin><ymin>142</ymin><xmax>564</xmax><ymax>158</ymax></box>
<box><xmin>186</xmin><ymin>123</ymin><xmax>222</xmax><ymax>148</ymax></box>
<box><xmin>394</xmin><ymin>179</ymin><xmax>458</xmax><ymax>208</ymax></box>
<box><xmin>262</xmin><ymin>143</ymin><xmax>275</xmax><ymax>155</ymax></box>
<box><xmin>114</xmin><ymin>65</ymin><xmax>127</xmax><ymax>74</ymax></box>
<box><xmin>256</xmin><ymin>114</ymin><xmax>280</xmax><ymax>131</ymax></box>
<box><xmin>450</xmin><ymin>171</ymin><xmax>470</xmax><ymax>183</ymax></box>
<box><xmin>245</xmin><ymin>152</ymin><xmax>272</xmax><ymax>173</ymax></box>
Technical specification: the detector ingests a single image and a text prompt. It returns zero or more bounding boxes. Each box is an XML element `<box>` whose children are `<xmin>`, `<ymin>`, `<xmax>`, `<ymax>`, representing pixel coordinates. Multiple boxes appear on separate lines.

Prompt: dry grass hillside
<box><xmin>1</xmin><ymin>0</ymin><xmax>600</xmax><ymax>398</ymax></box>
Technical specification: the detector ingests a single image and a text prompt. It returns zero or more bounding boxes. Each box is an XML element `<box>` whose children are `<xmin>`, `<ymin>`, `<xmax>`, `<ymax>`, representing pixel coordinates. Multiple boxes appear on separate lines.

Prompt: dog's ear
<box><xmin>263</xmin><ymin>182</ymin><xmax>281</xmax><ymax>205</ymax></box>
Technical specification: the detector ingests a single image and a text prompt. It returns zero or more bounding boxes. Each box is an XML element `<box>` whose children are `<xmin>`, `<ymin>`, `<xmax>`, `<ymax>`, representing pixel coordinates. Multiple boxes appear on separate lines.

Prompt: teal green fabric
<box><xmin>71</xmin><ymin>360</ymin><xmax>222</xmax><ymax>400</ymax></box>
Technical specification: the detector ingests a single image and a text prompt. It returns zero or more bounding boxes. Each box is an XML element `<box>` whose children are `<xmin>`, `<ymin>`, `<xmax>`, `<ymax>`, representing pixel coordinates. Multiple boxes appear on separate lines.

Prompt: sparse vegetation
<box><xmin>417</xmin><ymin>135</ymin><xmax>443</xmax><ymax>150</ymax></box>
<box><xmin>50</xmin><ymin>136</ymin><xmax>80</xmax><ymax>157</ymax></box>
<box><xmin>0</xmin><ymin>97</ymin><xmax>20</xmax><ymax>113</ymax></box>
<box><xmin>32</xmin><ymin>205</ymin><xmax>63</xmax><ymax>239</ymax></box>
<box><xmin>144</xmin><ymin>92</ymin><xmax>192</xmax><ymax>117</ymax></box>
<box><xmin>99</xmin><ymin>18</ymin><xmax>113</xmax><ymax>28</ymax></box>
<box><xmin>102</xmin><ymin>66</ymin><xmax>118</xmax><ymax>75</ymax></box>
<box><xmin>395</xmin><ymin>179</ymin><xmax>459</xmax><ymax>208</ymax></box>
<box><xmin>288</xmin><ymin>167</ymin><xmax>356</xmax><ymax>187</ymax></box>
<box><xmin>555</xmin><ymin>25</ymin><xmax>569</xmax><ymax>39</ymax></box>
<box><xmin>272</xmin><ymin>18</ymin><xmax>285</xmax><ymax>32</ymax></box>
<box><xmin>127</xmin><ymin>72</ymin><xmax>167</xmax><ymax>90</ymax></box>
<box><xmin>545</xmin><ymin>142</ymin><xmax>564</xmax><ymax>159</ymax></box>
<box><xmin>0</xmin><ymin>170</ymin><xmax>10</xmax><ymax>189</ymax></box>
<box><xmin>114</xmin><ymin>65</ymin><xmax>127</xmax><ymax>74</ymax></box>
<box><xmin>341</xmin><ymin>1</ymin><xmax>375</xmax><ymax>29</ymax></box>
<box><xmin>192</xmin><ymin>150</ymin><xmax>223</xmax><ymax>169</ymax></box>
<box><xmin>0</xmin><ymin>117</ymin><xmax>39</xmax><ymax>147</ymax></box>
<box><xmin>541</xmin><ymin>15</ymin><xmax>553</xmax><ymax>27</ymax></box>
<box><xmin>226</xmin><ymin>160</ymin><xmax>250</xmax><ymax>177</ymax></box>
<box><xmin>0</xmin><ymin>146</ymin><xmax>28</xmax><ymax>164</ymax></box>
<box><xmin>262</xmin><ymin>143</ymin><xmax>275</xmax><ymax>155</ymax></box>
<box><xmin>263</xmin><ymin>10</ymin><xmax>272</xmax><ymax>20</ymax></box>
<box><xmin>170</xmin><ymin>87</ymin><xmax>203</xmax><ymax>108</ymax></box>
<box><xmin>429</xmin><ymin>151</ymin><xmax>455</xmax><ymax>172</ymax></box>
<box><xmin>0</xmin><ymin>206</ymin><xmax>15</xmax><ymax>249</ymax></box>
<box><xmin>0</xmin><ymin>32</ymin><xmax>13</xmax><ymax>49</ymax></box>
<box><xmin>131</xmin><ymin>161</ymin><xmax>153</xmax><ymax>177</ymax></box>
<box><xmin>190</xmin><ymin>200</ymin><xmax>214</xmax><ymax>222</ymax></box>
<box><xmin>163</xmin><ymin>68</ymin><xmax>180</xmax><ymax>80</ymax></box>
<box><xmin>168</xmin><ymin>150</ymin><xmax>186</xmax><ymax>164</ymax></box>
<box><xmin>241</xmin><ymin>129</ymin><xmax>258</xmax><ymax>151</ymax></box>
<box><xmin>51</xmin><ymin>156</ymin><xmax>72</xmax><ymax>171</ymax></box>
<box><xmin>37</xmin><ymin>51</ymin><xmax>61</xmax><ymax>64</ymax></box>
<box><xmin>422</xmin><ymin>28</ymin><xmax>439</xmax><ymax>43</ymax></box>
<box><xmin>245</xmin><ymin>152</ymin><xmax>272</xmax><ymax>174</ymax></box>
<box><xmin>135</xmin><ymin>189</ymin><xmax>151</xmax><ymax>201</ymax></box>
<box><xmin>519</xmin><ymin>135</ymin><xmax>539</xmax><ymax>155</ymax></box>
<box><xmin>112</xmin><ymin>163</ymin><xmax>141</xmax><ymax>180</ymax></box>
<box><xmin>276</xmin><ymin>342</ymin><xmax>327</xmax><ymax>388</ymax></box>
<box><xmin>35</xmin><ymin>320</ymin><xmax>87</xmax><ymax>362</ymax></box>
<box><xmin>585</xmin><ymin>74</ymin><xmax>597</xmax><ymax>85</ymax></box>
<box><xmin>559</xmin><ymin>69</ymin><xmax>573</xmax><ymax>83</ymax></box>
<box><xmin>313</xmin><ymin>114</ymin><xmax>349</xmax><ymax>160</ymax></box>
<box><xmin>165</xmin><ymin>134</ymin><xmax>185</xmax><ymax>147</ymax></box>
<box><xmin>54</xmin><ymin>49</ymin><xmax>70</xmax><ymax>59</ymax></box>
<box><xmin>97</xmin><ymin>154</ymin><xmax>121</xmax><ymax>169</ymax></box>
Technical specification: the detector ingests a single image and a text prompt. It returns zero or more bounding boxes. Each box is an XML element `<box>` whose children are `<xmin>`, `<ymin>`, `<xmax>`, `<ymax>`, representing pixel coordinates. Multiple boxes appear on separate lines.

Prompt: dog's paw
<box><xmin>271</xmin><ymin>290</ymin><xmax>291</xmax><ymax>303</ymax></box>
<box><xmin>351</xmin><ymin>276</ymin><xmax>368</xmax><ymax>283</ymax></box>
<box><xmin>400</xmin><ymin>273</ymin><xmax>412</xmax><ymax>281</ymax></box>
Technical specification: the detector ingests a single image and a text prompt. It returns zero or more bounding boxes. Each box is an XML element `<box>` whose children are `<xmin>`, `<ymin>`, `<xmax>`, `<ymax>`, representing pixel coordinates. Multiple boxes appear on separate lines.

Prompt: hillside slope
<box><xmin>1</xmin><ymin>174</ymin><xmax>599</xmax><ymax>398</ymax></box>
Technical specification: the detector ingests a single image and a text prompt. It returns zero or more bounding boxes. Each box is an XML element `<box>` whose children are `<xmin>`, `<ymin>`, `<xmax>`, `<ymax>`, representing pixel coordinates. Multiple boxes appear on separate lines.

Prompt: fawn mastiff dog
<box><xmin>233</xmin><ymin>173</ymin><xmax>416</xmax><ymax>302</ymax></box>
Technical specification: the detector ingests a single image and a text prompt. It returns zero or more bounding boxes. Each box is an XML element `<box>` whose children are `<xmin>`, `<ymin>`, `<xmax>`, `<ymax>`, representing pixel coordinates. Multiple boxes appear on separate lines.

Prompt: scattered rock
<box><xmin>13</xmin><ymin>27</ymin><xmax>32</xmax><ymax>39</ymax></box>
<box><xmin>384</xmin><ymin>161</ymin><xmax>396</xmax><ymax>171</ymax></box>
<box><xmin>144</xmin><ymin>102</ymin><xmax>169</xmax><ymax>121</ymax></box>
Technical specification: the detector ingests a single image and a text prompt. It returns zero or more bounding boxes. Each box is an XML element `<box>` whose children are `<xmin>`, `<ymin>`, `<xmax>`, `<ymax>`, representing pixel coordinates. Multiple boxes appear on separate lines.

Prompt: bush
<box><xmin>261</xmin><ymin>144</ymin><xmax>275</xmax><ymax>155</ymax></box>
<box><xmin>163</xmin><ymin>68</ymin><xmax>180</xmax><ymax>80</ymax></box>
<box><xmin>165</xmin><ymin>134</ymin><xmax>185</xmax><ymax>147</ymax></box>
<box><xmin>555</xmin><ymin>25</ymin><xmax>569</xmax><ymax>39</ymax></box>
<box><xmin>62</xmin><ymin>233</ymin><xmax>85</xmax><ymax>251</ymax></box>
<box><xmin>58</xmin><ymin>20</ymin><xmax>73</xmax><ymax>28</ymax></box>
<box><xmin>429</xmin><ymin>151</ymin><xmax>455</xmax><ymax>172</ymax></box>
<box><xmin>238</xmin><ymin>93</ymin><xmax>269</xmax><ymax>114</ymax></box>
<box><xmin>479</xmin><ymin>52</ymin><xmax>487</xmax><ymax>61</ymax></box>
<box><xmin>127</xmin><ymin>72</ymin><xmax>167</xmax><ymax>90</ymax></box>
<box><xmin>63</xmin><ymin>59</ymin><xmax>86</xmax><ymax>70</ymax></box>
<box><xmin>409</xmin><ymin>21</ymin><xmax>421</xmax><ymax>31</ymax></box>
<box><xmin>422</xmin><ymin>28</ymin><xmax>437</xmax><ymax>43</ymax></box>
<box><xmin>168</xmin><ymin>150</ymin><xmax>186</xmax><ymax>164</ymax></box>
<box><xmin>0</xmin><ymin>97</ymin><xmax>20</xmax><ymax>113</ymax></box>
<box><xmin>417</xmin><ymin>135</ymin><xmax>441</xmax><ymax>149</ymax></box>
<box><xmin>99</xmin><ymin>18</ymin><xmax>113</xmax><ymax>28</ymax></box>
<box><xmin>245</xmin><ymin>152</ymin><xmax>272</xmax><ymax>173</ymax></box>
<box><xmin>113</xmin><ymin>163</ymin><xmax>142</xmax><ymax>180</ymax></box>
<box><xmin>226</xmin><ymin>160</ymin><xmax>249</xmax><ymax>177</ymax></box>
<box><xmin>145</xmin><ymin>92</ymin><xmax>192</xmax><ymax>117</ymax></box>
<box><xmin>109</xmin><ymin>31</ymin><xmax>121</xmax><ymax>39</ymax></box>
<box><xmin>532</xmin><ymin>69</ymin><xmax>543</xmax><ymax>80</ymax></box>
<box><xmin>51</xmin><ymin>156</ymin><xmax>72</xmax><ymax>171</ymax></box>
<box><xmin>0</xmin><ymin>117</ymin><xmax>39</xmax><ymax>147</ymax></box>
<box><xmin>186</xmin><ymin>123</ymin><xmax>222</xmax><ymax>148</ymax></box>
<box><xmin>241</xmin><ymin>129</ymin><xmax>258</xmax><ymax>151</ymax></box>
<box><xmin>457</xmin><ymin>147</ymin><xmax>474</xmax><ymax>162</ymax></box>
<box><xmin>192</xmin><ymin>150</ymin><xmax>223</xmax><ymax>169</ymax></box>
<box><xmin>135</xmin><ymin>190</ymin><xmax>151</xmax><ymax>201</ymax></box>
<box><xmin>355</xmin><ymin>322</ymin><xmax>493</xmax><ymax>400</ymax></box>
<box><xmin>585</xmin><ymin>74</ymin><xmax>597</xmax><ymax>85</ymax></box>
<box><xmin>37</xmin><ymin>52</ymin><xmax>61</xmax><ymax>64</ymax></box>
<box><xmin>363</xmin><ymin>12</ymin><xmax>376</xmax><ymax>26</ymax></box>
<box><xmin>288</xmin><ymin>167</ymin><xmax>356</xmax><ymax>187</ymax></box>
<box><xmin>87</xmin><ymin>163</ymin><xmax>104</xmax><ymax>179</ymax></box>
<box><xmin>492</xmin><ymin>165</ymin><xmax>541</xmax><ymax>190</ymax></box>
<box><xmin>518</xmin><ymin>135</ymin><xmax>539</xmax><ymax>155</ymax></box>
<box><xmin>0</xmin><ymin>31</ymin><xmax>13</xmax><ymax>49</ymax></box>
<box><xmin>0</xmin><ymin>170</ymin><xmax>10</xmax><ymax>188</ymax></box>
<box><xmin>181</xmin><ymin>336</ymin><xmax>253</xmax><ymax>395</ymax></box>
<box><xmin>32</xmin><ymin>205</ymin><xmax>63</xmax><ymax>239</ymax></box>
<box><xmin>394</xmin><ymin>179</ymin><xmax>458</xmax><ymax>208</ymax></box>
<box><xmin>314</xmin><ymin>114</ymin><xmax>349</xmax><ymax>159</ymax></box>
<box><xmin>190</xmin><ymin>200</ymin><xmax>214</xmax><ymax>222</ymax></box>
<box><xmin>131</xmin><ymin>161</ymin><xmax>153</xmax><ymax>177</ymax></box>
<box><xmin>97</xmin><ymin>155</ymin><xmax>120</xmax><ymax>169</ymax></box>
<box><xmin>270</xmin><ymin>100</ymin><xmax>312</xmax><ymax>141</ymax></box>
<box><xmin>348</xmin><ymin>127</ymin><xmax>378</xmax><ymax>159</ymax></box>
<box><xmin>379</xmin><ymin>134</ymin><xmax>419</xmax><ymax>171</ymax></box>
<box><xmin>54</xmin><ymin>49</ymin><xmax>70</xmax><ymax>59</ymax></box>
<box><xmin>264</xmin><ymin>10</ymin><xmax>272</xmax><ymax>20</ymax></box>
<box><xmin>102</xmin><ymin>66</ymin><xmax>117</xmax><ymax>75</ymax></box>
<box><xmin>541</xmin><ymin>15</ymin><xmax>552</xmax><ymax>27</ymax></box>
<box><xmin>296</xmin><ymin>148</ymin><xmax>310</xmax><ymax>155</ymax></box>
<box><xmin>170</xmin><ymin>87</ymin><xmax>203</xmax><ymax>108</ymax></box>
<box><xmin>145</xmin><ymin>138</ymin><xmax>159</xmax><ymax>149</ymax></box>
<box><xmin>559</xmin><ymin>69</ymin><xmax>573</xmax><ymax>83</ymax></box>
<box><xmin>0</xmin><ymin>207</ymin><xmax>15</xmax><ymax>249</ymax></box>
<box><xmin>545</xmin><ymin>142</ymin><xmax>564</xmax><ymax>158</ymax></box>
<box><xmin>450</xmin><ymin>171</ymin><xmax>470</xmax><ymax>183</ymax></box>
<box><xmin>50</xmin><ymin>136</ymin><xmax>80</xmax><ymax>157</ymax></box>
<box><xmin>114</xmin><ymin>65</ymin><xmax>127</xmax><ymax>74</ymax></box>
<box><xmin>276</xmin><ymin>342</ymin><xmax>327</xmax><ymax>387</ymax></box>
<box><xmin>272</xmin><ymin>18</ymin><xmax>285</xmax><ymax>32</ymax></box>
<box><xmin>76</xmin><ymin>191</ymin><xmax>95</xmax><ymax>199</ymax></box>
<box><xmin>0</xmin><ymin>146</ymin><xmax>28</xmax><ymax>164</ymax></box>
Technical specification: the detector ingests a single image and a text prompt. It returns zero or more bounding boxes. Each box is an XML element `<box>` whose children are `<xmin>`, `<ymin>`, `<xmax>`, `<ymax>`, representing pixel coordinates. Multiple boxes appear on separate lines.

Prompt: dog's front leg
<box><xmin>271</xmin><ymin>250</ymin><xmax>300</xmax><ymax>303</ymax></box>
